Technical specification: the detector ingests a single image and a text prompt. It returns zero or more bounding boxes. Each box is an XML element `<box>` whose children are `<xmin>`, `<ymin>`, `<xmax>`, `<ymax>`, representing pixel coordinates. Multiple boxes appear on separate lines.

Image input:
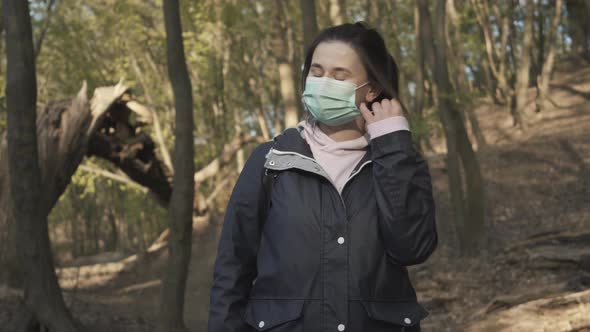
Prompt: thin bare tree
<box><xmin>328</xmin><ymin>0</ymin><xmax>345</xmax><ymax>25</ymax></box>
<box><xmin>158</xmin><ymin>0</ymin><xmax>196</xmax><ymax>331</ymax></box>
<box><xmin>514</xmin><ymin>0</ymin><xmax>535</xmax><ymax>129</ymax></box>
<box><xmin>300</xmin><ymin>0</ymin><xmax>319</xmax><ymax>52</ymax></box>
<box><xmin>536</xmin><ymin>0</ymin><xmax>563</xmax><ymax>113</ymax></box>
<box><xmin>272</xmin><ymin>0</ymin><xmax>299</xmax><ymax>129</ymax></box>
<box><xmin>3</xmin><ymin>0</ymin><xmax>78</xmax><ymax>330</ymax></box>
<box><xmin>417</xmin><ymin>0</ymin><xmax>487</xmax><ymax>253</ymax></box>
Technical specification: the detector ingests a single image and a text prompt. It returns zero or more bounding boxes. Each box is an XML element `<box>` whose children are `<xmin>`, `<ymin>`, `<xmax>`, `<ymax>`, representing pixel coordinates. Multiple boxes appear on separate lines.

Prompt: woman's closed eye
<box><xmin>333</xmin><ymin>73</ymin><xmax>348</xmax><ymax>81</ymax></box>
<box><xmin>309</xmin><ymin>65</ymin><xmax>324</xmax><ymax>77</ymax></box>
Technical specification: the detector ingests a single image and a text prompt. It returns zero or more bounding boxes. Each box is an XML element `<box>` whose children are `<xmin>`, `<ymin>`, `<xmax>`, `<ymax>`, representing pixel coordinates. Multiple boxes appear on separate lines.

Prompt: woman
<box><xmin>208</xmin><ymin>22</ymin><xmax>438</xmax><ymax>332</ymax></box>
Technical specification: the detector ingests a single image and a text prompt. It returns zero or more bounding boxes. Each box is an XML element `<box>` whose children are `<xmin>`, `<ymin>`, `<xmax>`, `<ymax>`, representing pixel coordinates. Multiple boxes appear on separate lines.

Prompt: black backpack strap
<box><xmin>260</xmin><ymin>143</ymin><xmax>278</xmax><ymax>224</ymax></box>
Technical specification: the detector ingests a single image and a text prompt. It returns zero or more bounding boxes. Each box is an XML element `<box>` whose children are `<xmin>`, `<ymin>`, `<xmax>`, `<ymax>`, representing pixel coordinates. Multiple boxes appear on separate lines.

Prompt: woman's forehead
<box><xmin>311</xmin><ymin>41</ymin><xmax>364</xmax><ymax>73</ymax></box>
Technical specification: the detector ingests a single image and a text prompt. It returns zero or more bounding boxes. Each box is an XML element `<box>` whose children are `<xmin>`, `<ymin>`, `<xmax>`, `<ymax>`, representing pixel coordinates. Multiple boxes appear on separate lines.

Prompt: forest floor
<box><xmin>1</xmin><ymin>56</ymin><xmax>589</xmax><ymax>331</ymax></box>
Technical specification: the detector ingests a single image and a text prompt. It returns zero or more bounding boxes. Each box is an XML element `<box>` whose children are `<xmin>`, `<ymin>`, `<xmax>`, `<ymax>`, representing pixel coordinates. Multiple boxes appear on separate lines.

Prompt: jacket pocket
<box><xmin>243</xmin><ymin>298</ymin><xmax>305</xmax><ymax>331</ymax></box>
<box><xmin>360</xmin><ymin>299</ymin><xmax>429</xmax><ymax>327</ymax></box>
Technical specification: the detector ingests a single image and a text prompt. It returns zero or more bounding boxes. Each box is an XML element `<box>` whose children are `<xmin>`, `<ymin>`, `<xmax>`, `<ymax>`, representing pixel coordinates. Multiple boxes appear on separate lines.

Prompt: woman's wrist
<box><xmin>366</xmin><ymin>116</ymin><xmax>410</xmax><ymax>140</ymax></box>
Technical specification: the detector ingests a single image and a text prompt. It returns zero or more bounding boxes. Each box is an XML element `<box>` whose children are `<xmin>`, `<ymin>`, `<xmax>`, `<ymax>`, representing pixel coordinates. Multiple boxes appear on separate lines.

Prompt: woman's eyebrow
<box><xmin>333</xmin><ymin>67</ymin><xmax>352</xmax><ymax>74</ymax></box>
<box><xmin>310</xmin><ymin>63</ymin><xmax>351</xmax><ymax>75</ymax></box>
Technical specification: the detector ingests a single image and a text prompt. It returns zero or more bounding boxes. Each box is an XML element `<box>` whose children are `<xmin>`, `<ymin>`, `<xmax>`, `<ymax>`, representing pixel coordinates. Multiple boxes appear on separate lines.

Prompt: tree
<box><xmin>158</xmin><ymin>0</ymin><xmax>196</xmax><ymax>331</ymax></box>
<box><xmin>33</xmin><ymin>0</ymin><xmax>58</xmax><ymax>60</ymax></box>
<box><xmin>514</xmin><ymin>0</ymin><xmax>535</xmax><ymax>129</ymax></box>
<box><xmin>3</xmin><ymin>0</ymin><xmax>78</xmax><ymax>330</ymax></box>
<box><xmin>536</xmin><ymin>0</ymin><xmax>563</xmax><ymax>113</ymax></box>
<box><xmin>417</xmin><ymin>0</ymin><xmax>486</xmax><ymax>253</ymax></box>
<box><xmin>447</xmin><ymin>0</ymin><xmax>487</xmax><ymax>149</ymax></box>
<box><xmin>469</xmin><ymin>0</ymin><xmax>512</xmax><ymax>105</ymax></box>
<box><xmin>300</xmin><ymin>0</ymin><xmax>319</xmax><ymax>52</ymax></box>
<box><xmin>564</xmin><ymin>0</ymin><xmax>590</xmax><ymax>58</ymax></box>
<box><xmin>328</xmin><ymin>0</ymin><xmax>346</xmax><ymax>25</ymax></box>
<box><xmin>272</xmin><ymin>0</ymin><xmax>299</xmax><ymax>129</ymax></box>
<box><xmin>412</xmin><ymin>1</ymin><xmax>429</xmax><ymax>152</ymax></box>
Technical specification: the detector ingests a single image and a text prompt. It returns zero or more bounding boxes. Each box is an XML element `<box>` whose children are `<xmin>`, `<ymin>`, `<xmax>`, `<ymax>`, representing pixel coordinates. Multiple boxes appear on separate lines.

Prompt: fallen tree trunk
<box><xmin>0</xmin><ymin>81</ymin><xmax>265</xmax><ymax>287</ymax></box>
<box><xmin>0</xmin><ymin>81</ymin><xmax>142</xmax><ymax>286</ymax></box>
<box><xmin>0</xmin><ymin>72</ymin><xmax>266</xmax><ymax>330</ymax></box>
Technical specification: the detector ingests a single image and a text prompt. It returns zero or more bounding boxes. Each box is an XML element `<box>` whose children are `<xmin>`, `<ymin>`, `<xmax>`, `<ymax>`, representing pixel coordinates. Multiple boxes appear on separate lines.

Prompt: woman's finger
<box><xmin>359</xmin><ymin>102</ymin><xmax>374</xmax><ymax>123</ymax></box>
<box><xmin>390</xmin><ymin>98</ymin><xmax>403</xmax><ymax>116</ymax></box>
<box><xmin>372</xmin><ymin>101</ymin><xmax>383</xmax><ymax>115</ymax></box>
<box><xmin>380</xmin><ymin>98</ymin><xmax>391</xmax><ymax>113</ymax></box>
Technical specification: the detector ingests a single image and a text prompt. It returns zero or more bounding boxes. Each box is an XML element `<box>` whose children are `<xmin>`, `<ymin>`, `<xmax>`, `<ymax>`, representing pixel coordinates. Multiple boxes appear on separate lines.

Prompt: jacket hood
<box><xmin>271</xmin><ymin>125</ymin><xmax>313</xmax><ymax>158</ymax></box>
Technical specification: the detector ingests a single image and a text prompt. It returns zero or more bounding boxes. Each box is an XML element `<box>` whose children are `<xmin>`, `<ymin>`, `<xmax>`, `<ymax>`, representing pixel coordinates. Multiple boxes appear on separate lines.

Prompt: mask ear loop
<box><xmin>355</xmin><ymin>81</ymin><xmax>375</xmax><ymax>116</ymax></box>
<box><xmin>355</xmin><ymin>81</ymin><xmax>370</xmax><ymax>90</ymax></box>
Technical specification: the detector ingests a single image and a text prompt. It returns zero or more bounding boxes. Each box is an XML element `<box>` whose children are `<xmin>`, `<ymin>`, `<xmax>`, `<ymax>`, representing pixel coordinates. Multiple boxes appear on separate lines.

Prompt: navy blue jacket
<box><xmin>208</xmin><ymin>124</ymin><xmax>438</xmax><ymax>331</ymax></box>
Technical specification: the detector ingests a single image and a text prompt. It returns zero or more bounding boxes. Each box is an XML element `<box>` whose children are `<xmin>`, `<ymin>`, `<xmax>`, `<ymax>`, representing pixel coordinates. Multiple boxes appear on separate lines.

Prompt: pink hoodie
<box><xmin>297</xmin><ymin>116</ymin><xmax>410</xmax><ymax>194</ymax></box>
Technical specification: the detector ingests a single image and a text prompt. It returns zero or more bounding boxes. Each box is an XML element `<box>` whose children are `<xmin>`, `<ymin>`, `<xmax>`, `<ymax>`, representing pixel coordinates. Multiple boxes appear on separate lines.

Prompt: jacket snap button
<box><xmin>337</xmin><ymin>237</ymin><xmax>345</xmax><ymax>244</ymax></box>
<box><xmin>269</xmin><ymin>160</ymin><xmax>275</xmax><ymax>166</ymax></box>
<box><xmin>258</xmin><ymin>320</ymin><xmax>265</xmax><ymax>328</ymax></box>
<box><xmin>337</xmin><ymin>323</ymin><xmax>345</xmax><ymax>331</ymax></box>
<box><xmin>404</xmin><ymin>317</ymin><xmax>412</xmax><ymax>324</ymax></box>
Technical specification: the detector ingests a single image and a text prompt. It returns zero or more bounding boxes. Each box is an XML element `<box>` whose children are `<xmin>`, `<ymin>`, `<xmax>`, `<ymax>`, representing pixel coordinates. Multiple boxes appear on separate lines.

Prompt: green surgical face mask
<box><xmin>302</xmin><ymin>76</ymin><xmax>370</xmax><ymax>126</ymax></box>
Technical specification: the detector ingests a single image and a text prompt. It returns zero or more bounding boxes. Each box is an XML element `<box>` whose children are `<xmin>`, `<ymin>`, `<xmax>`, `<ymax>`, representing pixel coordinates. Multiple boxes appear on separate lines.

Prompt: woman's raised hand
<box><xmin>359</xmin><ymin>98</ymin><xmax>403</xmax><ymax>125</ymax></box>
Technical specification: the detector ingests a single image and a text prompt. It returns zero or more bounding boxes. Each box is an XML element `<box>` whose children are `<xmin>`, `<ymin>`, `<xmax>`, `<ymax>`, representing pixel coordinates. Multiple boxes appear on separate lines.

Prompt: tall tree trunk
<box><xmin>565</xmin><ymin>0</ymin><xmax>590</xmax><ymax>58</ymax></box>
<box><xmin>328</xmin><ymin>0</ymin><xmax>345</xmax><ymax>25</ymax></box>
<box><xmin>470</xmin><ymin>0</ymin><xmax>512</xmax><ymax>104</ymax></box>
<box><xmin>412</xmin><ymin>1</ymin><xmax>438</xmax><ymax>153</ymax></box>
<box><xmin>233</xmin><ymin>101</ymin><xmax>245</xmax><ymax>171</ymax></box>
<box><xmin>413</xmin><ymin>2</ymin><xmax>427</xmax><ymax>151</ymax></box>
<box><xmin>535</xmin><ymin>1</ymin><xmax>545</xmax><ymax>86</ymax></box>
<box><xmin>446</xmin><ymin>0</ymin><xmax>471</xmax><ymax>94</ymax></box>
<box><xmin>536</xmin><ymin>0</ymin><xmax>563</xmax><ymax>113</ymax></box>
<box><xmin>273</xmin><ymin>97</ymin><xmax>283</xmax><ymax>135</ymax></box>
<box><xmin>284</xmin><ymin>2</ymin><xmax>305</xmax><ymax>124</ymax></box>
<box><xmin>3</xmin><ymin>0</ymin><xmax>78</xmax><ymax>331</ymax></box>
<box><xmin>273</xmin><ymin>0</ymin><xmax>299</xmax><ymax>129</ymax></box>
<box><xmin>108</xmin><ymin>207</ymin><xmax>118</xmax><ymax>251</ymax></box>
<box><xmin>515</xmin><ymin>0</ymin><xmax>535</xmax><ymax>130</ymax></box>
<box><xmin>418</xmin><ymin>0</ymin><xmax>487</xmax><ymax>254</ymax></box>
<box><xmin>413</xmin><ymin>4</ymin><xmax>426</xmax><ymax>112</ymax></box>
<box><xmin>223</xmin><ymin>23</ymin><xmax>246</xmax><ymax>172</ymax></box>
<box><xmin>447</xmin><ymin>0</ymin><xmax>487</xmax><ymax>150</ymax></box>
<box><xmin>300</xmin><ymin>0</ymin><xmax>319</xmax><ymax>52</ymax></box>
<box><xmin>507</xmin><ymin>3</ymin><xmax>520</xmax><ymax>126</ymax></box>
<box><xmin>247</xmin><ymin>78</ymin><xmax>271</xmax><ymax>140</ymax></box>
<box><xmin>382</xmin><ymin>1</ymin><xmax>413</xmax><ymax>106</ymax></box>
<box><xmin>0</xmin><ymin>1</ymin><xmax>4</xmax><ymax>80</ymax></box>
<box><xmin>480</xmin><ymin>56</ymin><xmax>499</xmax><ymax>103</ymax></box>
<box><xmin>33</xmin><ymin>0</ymin><xmax>57</xmax><ymax>60</ymax></box>
<box><xmin>159</xmin><ymin>0</ymin><xmax>195</xmax><ymax>331</ymax></box>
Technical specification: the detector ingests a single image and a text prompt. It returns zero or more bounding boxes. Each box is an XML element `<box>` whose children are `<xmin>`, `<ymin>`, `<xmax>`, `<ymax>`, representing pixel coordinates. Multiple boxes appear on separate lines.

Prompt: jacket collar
<box><xmin>265</xmin><ymin>124</ymin><xmax>373</xmax><ymax>176</ymax></box>
<box><xmin>272</xmin><ymin>125</ymin><xmax>315</xmax><ymax>159</ymax></box>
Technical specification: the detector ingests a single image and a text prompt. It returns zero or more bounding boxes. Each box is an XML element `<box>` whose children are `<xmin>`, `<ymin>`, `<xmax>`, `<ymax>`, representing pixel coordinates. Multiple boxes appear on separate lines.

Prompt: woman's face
<box><xmin>308</xmin><ymin>41</ymin><xmax>379</xmax><ymax>110</ymax></box>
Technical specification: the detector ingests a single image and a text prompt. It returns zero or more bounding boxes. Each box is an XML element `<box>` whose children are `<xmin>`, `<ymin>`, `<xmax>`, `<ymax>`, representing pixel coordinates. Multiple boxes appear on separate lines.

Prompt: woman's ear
<box><xmin>364</xmin><ymin>84</ymin><xmax>382</xmax><ymax>103</ymax></box>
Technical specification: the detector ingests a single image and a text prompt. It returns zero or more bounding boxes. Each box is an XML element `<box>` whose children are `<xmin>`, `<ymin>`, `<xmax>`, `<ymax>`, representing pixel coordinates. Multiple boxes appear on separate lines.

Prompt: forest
<box><xmin>1</xmin><ymin>0</ymin><xmax>589</xmax><ymax>331</ymax></box>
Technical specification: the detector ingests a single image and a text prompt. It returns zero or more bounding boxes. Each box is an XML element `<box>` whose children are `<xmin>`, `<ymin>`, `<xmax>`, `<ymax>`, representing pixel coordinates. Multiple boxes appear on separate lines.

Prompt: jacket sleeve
<box><xmin>208</xmin><ymin>142</ymin><xmax>271</xmax><ymax>332</ymax></box>
<box><xmin>370</xmin><ymin>129</ymin><xmax>438</xmax><ymax>266</ymax></box>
